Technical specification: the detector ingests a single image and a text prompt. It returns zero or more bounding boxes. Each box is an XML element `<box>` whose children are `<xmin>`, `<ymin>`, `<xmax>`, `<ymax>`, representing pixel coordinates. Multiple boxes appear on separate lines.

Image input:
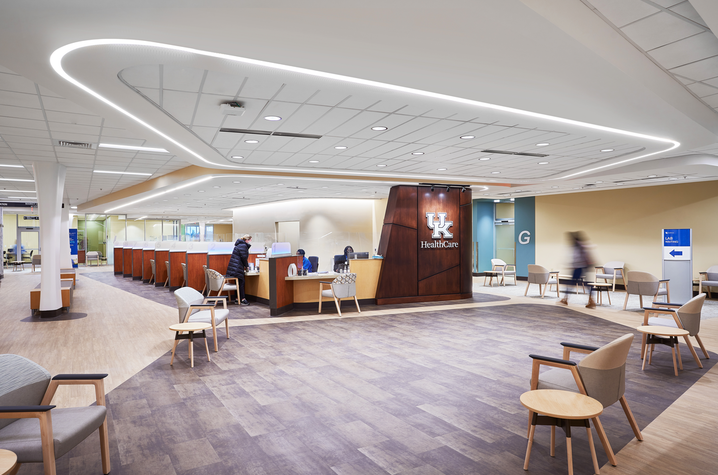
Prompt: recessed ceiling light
<box><xmin>538</xmin><ymin>161</ymin><xmax>549</xmax><ymax>165</ymax></box>
<box><xmin>233</xmin><ymin>181</ymin><xmax>241</xmax><ymax>184</ymax></box>
<box><xmin>510</xmin><ymin>198</ymin><xmax>515</xmax><ymax>202</ymax></box>
<box><xmin>8</xmin><ymin>196</ymin><xmax>37</xmax><ymax>199</ymax></box>
<box><xmin>536</xmin><ymin>143</ymin><xmax>550</xmax><ymax>147</ymax></box>
<box><xmin>647</xmin><ymin>175</ymin><xmax>657</xmax><ymax>178</ymax></box>
<box><xmin>551</xmin><ymin>186</ymin><xmax>559</xmax><ymax>189</ymax></box>
<box><xmin>277</xmin><ymin>183</ymin><xmax>283</xmax><ymax>186</ymax></box>
<box><xmin>596</xmin><ymin>181</ymin><xmax>603</xmax><ymax>184</ymax></box>
<box><xmin>98</xmin><ymin>143</ymin><xmax>169</xmax><ymax>153</ymax></box>
<box><xmin>491</xmin><ymin>171</ymin><xmax>501</xmax><ymax>174</ymax></box>
<box><xmin>94</xmin><ymin>170</ymin><xmax>153</xmax><ymax>176</ymax></box>
<box><xmin>377</xmin><ymin>164</ymin><xmax>387</xmax><ymax>167</ymax></box>
<box><xmin>309</xmin><ymin>160</ymin><xmax>319</xmax><ymax>163</ymax></box>
<box><xmin>437</xmin><ymin>168</ymin><xmax>447</xmax><ymax>171</ymax></box>
<box><xmin>264</xmin><ymin>116</ymin><xmax>282</xmax><ymax>121</ymax></box>
<box><xmin>412</xmin><ymin>152</ymin><xmax>424</xmax><ymax>155</ymax></box>
<box><xmin>371</xmin><ymin>126</ymin><xmax>388</xmax><ymax>131</ymax></box>
<box><xmin>71</xmin><ymin>206</ymin><xmax>77</xmax><ymax>209</ymax></box>
<box><xmin>245</xmin><ymin>140</ymin><xmax>259</xmax><ymax>144</ymax></box>
<box><xmin>601</xmin><ymin>148</ymin><xmax>614</xmax><ymax>152</ymax></box>
<box><xmin>460</xmin><ymin>135</ymin><xmax>475</xmax><ymax>140</ymax></box>
<box><xmin>494</xmin><ymin>199</ymin><xmax>500</xmax><ymax>203</ymax></box>
<box><xmin>0</xmin><ymin>164</ymin><xmax>23</xmax><ymax>168</ymax></box>
<box><xmin>334</xmin><ymin>146</ymin><xmax>347</xmax><ymax>150</ymax></box>
<box><xmin>198</xmin><ymin>190</ymin><xmax>205</xmax><ymax>193</ymax></box>
<box><xmin>213</xmin><ymin>185</ymin><xmax>221</xmax><ymax>188</ymax></box>
<box><xmin>0</xmin><ymin>190</ymin><xmax>36</xmax><ymax>193</ymax></box>
<box><xmin>321</xmin><ymin>186</ymin><xmax>328</xmax><ymax>189</ymax></box>
<box><xmin>231</xmin><ymin>155</ymin><xmax>244</xmax><ymax>159</ymax></box>
<box><xmin>479</xmin><ymin>157</ymin><xmax>491</xmax><ymax>161</ymax></box>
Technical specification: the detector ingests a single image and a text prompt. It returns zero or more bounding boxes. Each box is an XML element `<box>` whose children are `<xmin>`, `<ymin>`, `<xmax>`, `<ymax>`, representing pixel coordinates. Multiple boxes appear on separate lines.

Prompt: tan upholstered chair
<box><xmin>529</xmin><ymin>334</ymin><xmax>642</xmax><ymax>467</ymax></box>
<box><xmin>0</xmin><ymin>354</ymin><xmax>111</xmax><ymax>475</ymax></box>
<box><xmin>31</xmin><ymin>254</ymin><xmax>41</xmax><ymax>272</ymax></box>
<box><xmin>642</xmin><ymin>293</ymin><xmax>708</xmax><ymax>367</ymax></box>
<box><xmin>623</xmin><ymin>271</ymin><xmax>669</xmax><ymax>310</ymax></box>
<box><xmin>698</xmin><ymin>265</ymin><xmax>718</xmax><ymax>298</ymax></box>
<box><xmin>595</xmin><ymin>261</ymin><xmax>625</xmax><ymax>291</ymax></box>
<box><xmin>525</xmin><ymin>265</ymin><xmax>559</xmax><ymax>298</ymax></box>
<box><xmin>174</xmin><ymin>287</ymin><xmax>230</xmax><ymax>351</ymax></box>
<box><xmin>164</xmin><ymin>261</ymin><xmax>170</xmax><ymax>287</ymax></box>
<box><xmin>149</xmin><ymin>259</ymin><xmax>156</xmax><ymax>285</ymax></box>
<box><xmin>86</xmin><ymin>251</ymin><xmax>100</xmax><ymax>266</ymax></box>
<box><xmin>181</xmin><ymin>262</ymin><xmax>187</xmax><ymax>287</ymax></box>
<box><xmin>491</xmin><ymin>258</ymin><xmax>516</xmax><ymax>286</ymax></box>
<box><xmin>206</xmin><ymin>268</ymin><xmax>238</xmax><ymax>302</ymax></box>
<box><xmin>319</xmin><ymin>273</ymin><xmax>360</xmax><ymax>317</ymax></box>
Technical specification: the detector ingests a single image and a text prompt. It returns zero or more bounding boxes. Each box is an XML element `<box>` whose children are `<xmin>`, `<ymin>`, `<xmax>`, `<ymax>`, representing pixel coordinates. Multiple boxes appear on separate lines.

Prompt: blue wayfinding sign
<box><xmin>663</xmin><ymin>228</ymin><xmax>690</xmax><ymax>261</ymax></box>
<box><xmin>69</xmin><ymin>229</ymin><xmax>78</xmax><ymax>268</ymax></box>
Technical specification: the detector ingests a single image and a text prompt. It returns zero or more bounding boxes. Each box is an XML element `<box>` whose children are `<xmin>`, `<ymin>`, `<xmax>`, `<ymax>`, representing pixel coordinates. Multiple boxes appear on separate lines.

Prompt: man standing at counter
<box><xmin>227</xmin><ymin>234</ymin><xmax>251</xmax><ymax>305</ymax></box>
<box><xmin>296</xmin><ymin>249</ymin><xmax>312</xmax><ymax>272</ymax></box>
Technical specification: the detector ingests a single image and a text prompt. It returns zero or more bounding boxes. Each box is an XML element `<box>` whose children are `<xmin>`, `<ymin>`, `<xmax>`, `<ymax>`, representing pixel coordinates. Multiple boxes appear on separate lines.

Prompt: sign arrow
<box><xmin>669</xmin><ymin>249</ymin><xmax>683</xmax><ymax>257</ymax></box>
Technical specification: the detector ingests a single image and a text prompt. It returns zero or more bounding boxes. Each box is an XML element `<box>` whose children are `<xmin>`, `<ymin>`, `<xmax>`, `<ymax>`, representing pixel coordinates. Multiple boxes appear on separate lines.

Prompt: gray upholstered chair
<box><xmin>623</xmin><ymin>271</ymin><xmax>669</xmax><ymax>310</ymax></box>
<box><xmin>202</xmin><ymin>265</ymin><xmax>209</xmax><ymax>295</ymax></box>
<box><xmin>642</xmin><ymin>293</ymin><xmax>709</xmax><ymax>365</ymax></box>
<box><xmin>206</xmin><ymin>269</ymin><xmax>238</xmax><ymax>302</ymax></box>
<box><xmin>698</xmin><ymin>265</ymin><xmax>718</xmax><ymax>298</ymax></box>
<box><xmin>149</xmin><ymin>259</ymin><xmax>156</xmax><ymax>285</ymax></box>
<box><xmin>86</xmin><ymin>251</ymin><xmax>99</xmax><ymax>266</ymax></box>
<box><xmin>164</xmin><ymin>261</ymin><xmax>170</xmax><ymax>287</ymax></box>
<box><xmin>491</xmin><ymin>258</ymin><xmax>516</xmax><ymax>286</ymax></box>
<box><xmin>31</xmin><ymin>254</ymin><xmax>41</xmax><ymax>272</ymax></box>
<box><xmin>174</xmin><ymin>287</ymin><xmax>230</xmax><ymax>351</ymax></box>
<box><xmin>0</xmin><ymin>354</ymin><xmax>110</xmax><ymax>475</ymax></box>
<box><xmin>524</xmin><ymin>265</ymin><xmax>559</xmax><ymax>298</ymax></box>
<box><xmin>181</xmin><ymin>262</ymin><xmax>188</xmax><ymax>287</ymax></box>
<box><xmin>529</xmin><ymin>334</ymin><xmax>642</xmax><ymax>467</ymax></box>
<box><xmin>319</xmin><ymin>273</ymin><xmax>361</xmax><ymax>317</ymax></box>
<box><xmin>595</xmin><ymin>261</ymin><xmax>625</xmax><ymax>291</ymax></box>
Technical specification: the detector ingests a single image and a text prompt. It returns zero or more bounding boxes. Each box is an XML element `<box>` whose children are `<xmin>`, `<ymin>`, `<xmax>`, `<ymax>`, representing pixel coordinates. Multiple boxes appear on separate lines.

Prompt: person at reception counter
<box><xmin>296</xmin><ymin>249</ymin><xmax>312</xmax><ymax>272</ymax></box>
<box><xmin>227</xmin><ymin>234</ymin><xmax>251</xmax><ymax>305</ymax></box>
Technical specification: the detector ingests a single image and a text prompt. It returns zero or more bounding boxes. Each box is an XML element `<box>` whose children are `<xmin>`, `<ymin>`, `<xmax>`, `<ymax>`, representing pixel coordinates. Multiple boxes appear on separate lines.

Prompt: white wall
<box><xmin>232</xmin><ymin>198</ymin><xmax>382</xmax><ymax>272</ymax></box>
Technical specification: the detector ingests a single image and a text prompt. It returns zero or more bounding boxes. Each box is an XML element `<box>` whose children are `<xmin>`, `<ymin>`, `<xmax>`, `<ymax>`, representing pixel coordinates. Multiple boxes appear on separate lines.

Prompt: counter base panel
<box><xmin>377</xmin><ymin>293</ymin><xmax>472</xmax><ymax>305</ymax></box>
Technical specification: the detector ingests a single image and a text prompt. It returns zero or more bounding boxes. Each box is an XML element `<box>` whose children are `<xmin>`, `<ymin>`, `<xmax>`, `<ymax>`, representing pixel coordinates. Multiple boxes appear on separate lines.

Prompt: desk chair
<box><xmin>308</xmin><ymin>256</ymin><xmax>319</xmax><ymax>273</ymax></box>
<box><xmin>149</xmin><ymin>259</ymin><xmax>156</xmax><ymax>285</ymax></box>
<box><xmin>319</xmin><ymin>273</ymin><xmax>360</xmax><ymax>317</ymax></box>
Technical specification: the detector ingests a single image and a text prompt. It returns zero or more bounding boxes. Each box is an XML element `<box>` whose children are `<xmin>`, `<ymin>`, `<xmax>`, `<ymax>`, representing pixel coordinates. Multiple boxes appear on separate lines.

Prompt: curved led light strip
<box><xmin>51</xmin><ymin>39</ymin><xmax>680</xmax><ymax>180</ymax></box>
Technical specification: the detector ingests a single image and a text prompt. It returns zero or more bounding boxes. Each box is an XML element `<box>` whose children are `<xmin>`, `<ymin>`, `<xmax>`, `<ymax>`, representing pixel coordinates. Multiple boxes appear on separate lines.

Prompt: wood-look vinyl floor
<box><xmin>2</xmin><ymin>269</ymin><xmax>718</xmax><ymax>474</ymax></box>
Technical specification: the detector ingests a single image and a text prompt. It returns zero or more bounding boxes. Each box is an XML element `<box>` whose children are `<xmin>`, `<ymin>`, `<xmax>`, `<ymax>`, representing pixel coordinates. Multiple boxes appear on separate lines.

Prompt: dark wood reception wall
<box><xmin>376</xmin><ymin>185</ymin><xmax>472</xmax><ymax>304</ymax></box>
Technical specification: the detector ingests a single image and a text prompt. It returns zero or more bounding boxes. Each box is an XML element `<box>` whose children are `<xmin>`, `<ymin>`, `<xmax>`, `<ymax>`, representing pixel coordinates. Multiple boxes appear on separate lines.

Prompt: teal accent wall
<box><xmin>514</xmin><ymin>197</ymin><xmax>535</xmax><ymax>277</ymax></box>
<box><xmin>473</xmin><ymin>200</ymin><xmax>495</xmax><ymax>273</ymax></box>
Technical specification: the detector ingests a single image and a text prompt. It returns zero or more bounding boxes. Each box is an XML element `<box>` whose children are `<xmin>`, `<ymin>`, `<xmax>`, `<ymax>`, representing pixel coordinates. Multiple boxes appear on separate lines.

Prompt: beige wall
<box><xmin>212</xmin><ymin>224</ymin><xmax>233</xmax><ymax>242</ymax></box>
<box><xmin>232</xmin><ymin>198</ymin><xmax>382</xmax><ymax>272</ymax></box>
<box><xmin>536</xmin><ymin>181</ymin><xmax>718</xmax><ymax>279</ymax></box>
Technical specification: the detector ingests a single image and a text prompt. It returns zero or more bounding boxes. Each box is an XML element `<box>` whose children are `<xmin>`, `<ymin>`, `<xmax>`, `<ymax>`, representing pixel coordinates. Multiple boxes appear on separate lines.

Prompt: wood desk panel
<box><xmin>78</xmin><ymin>249</ymin><xmax>86</xmax><ymax>264</ymax></box>
<box><xmin>142</xmin><ymin>250</ymin><xmax>153</xmax><ymax>283</ymax></box>
<box><xmin>123</xmin><ymin>249</ymin><xmax>133</xmax><ymax>278</ymax></box>
<box><xmin>187</xmin><ymin>252</ymin><xmax>207</xmax><ymax>292</ymax></box>
<box><xmin>169</xmin><ymin>251</ymin><xmax>186</xmax><ymax>289</ymax></box>
<box><xmin>208</xmin><ymin>254</ymin><xmax>231</xmax><ymax>275</ymax></box>
<box><xmin>114</xmin><ymin>248</ymin><xmax>123</xmax><ymax>275</ymax></box>
<box><xmin>132</xmin><ymin>249</ymin><xmax>143</xmax><ymax>280</ymax></box>
<box><xmin>244</xmin><ymin>260</ymin><xmax>269</xmax><ymax>301</ymax></box>
<box><xmin>154</xmin><ymin>250</ymin><xmax>169</xmax><ymax>287</ymax></box>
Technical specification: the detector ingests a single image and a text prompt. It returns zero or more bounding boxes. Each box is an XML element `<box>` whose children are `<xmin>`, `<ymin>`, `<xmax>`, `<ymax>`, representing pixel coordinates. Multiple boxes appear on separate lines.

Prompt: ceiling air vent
<box><xmin>219</xmin><ymin>128</ymin><xmax>322</xmax><ymax>140</ymax></box>
<box><xmin>481</xmin><ymin>149</ymin><xmax>548</xmax><ymax>158</ymax></box>
<box><xmin>55</xmin><ymin>140</ymin><xmax>95</xmax><ymax>149</ymax></box>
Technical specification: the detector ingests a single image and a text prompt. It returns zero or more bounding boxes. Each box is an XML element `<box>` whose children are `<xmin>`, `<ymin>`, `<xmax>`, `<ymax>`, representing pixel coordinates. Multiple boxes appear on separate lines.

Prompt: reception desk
<box><xmin>245</xmin><ymin>256</ymin><xmax>382</xmax><ymax>316</ymax></box>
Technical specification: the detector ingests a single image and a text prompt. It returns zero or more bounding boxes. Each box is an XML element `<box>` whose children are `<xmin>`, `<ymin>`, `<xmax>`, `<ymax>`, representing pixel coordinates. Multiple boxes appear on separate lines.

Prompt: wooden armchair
<box><xmin>491</xmin><ymin>258</ymin><xmax>516</xmax><ymax>286</ymax></box>
<box><xmin>595</xmin><ymin>261</ymin><xmax>625</xmax><ymax>291</ymax></box>
<box><xmin>698</xmin><ymin>265</ymin><xmax>718</xmax><ymax>298</ymax></box>
<box><xmin>319</xmin><ymin>273</ymin><xmax>360</xmax><ymax>317</ymax></box>
<box><xmin>174</xmin><ymin>287</ymin><xmax>230</xmax><ymax>351</ymax></box>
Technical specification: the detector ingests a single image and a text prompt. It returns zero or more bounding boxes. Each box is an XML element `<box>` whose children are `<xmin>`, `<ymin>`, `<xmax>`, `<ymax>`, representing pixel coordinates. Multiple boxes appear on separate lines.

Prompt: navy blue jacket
<box><xmin>226</xmin><ymin>239</ymin><xmax>250</xmax><ymax>279</ymax></box>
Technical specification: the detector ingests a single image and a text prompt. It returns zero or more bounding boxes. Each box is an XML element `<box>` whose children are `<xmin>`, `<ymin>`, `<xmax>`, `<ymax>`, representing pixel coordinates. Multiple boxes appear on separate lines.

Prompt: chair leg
<box><xmin>623</xmin><ymin>293</ymin><xmax>629</xmax><ymax>311</ymax></box>
<box><xmin>39</xmin><ymin>412</ymin><xmax>57</xmax><ymax>475</ymax></box>
<box><xmin>225</xmin><ymin>318</ymin><xmax>230</xmax><ymax>339</ymax></box>
<box><xmin>639</xmin><ymin>295</ymin><xmax>643</xmax><ymax>308</ymax></box>
<box><xmin>212</xmin><ymin>320</ymin><xmax>218</xmax><ymax>351</ymax></box>
<box><xmin>525</xmin><ymin>281</ymin><xmax>530</xmax><ymax>296</ymax></box>
<box><xmin>682</xmin><ymin>335</ymin><xmax>703</xmax><ymax>369</ymax></box>
<box><xmin>334</xmin><ymin>296</ymin><xmax>342</xmax><ymax>317</ymax></box>
<box><xmin>695</xmin><ymin>334</ymin><xmax>709</xmax><ymax>359</ymax></box>
<box><xmin>619</xmin><ymin>395</ymin><xmax>643</xmax><ymax>441</ymax></box>
<box><xmin>592</xmin><ymin>416</ymin><xmax>617</xmax><ymax>466</ymax></box>
<box><xmin>99</xmin><ymin>418</ymin><xmax>111</xmax><ymax>474</ymax></box>
<box><xmin>318</xmin><ymin>287</ymin><xmax>323</xmax><ymax>314</ymax></box>
<box><xmin>354</xmin><ymin>296</ymin><xmax>361</xmax><ymax>313</ymax></box>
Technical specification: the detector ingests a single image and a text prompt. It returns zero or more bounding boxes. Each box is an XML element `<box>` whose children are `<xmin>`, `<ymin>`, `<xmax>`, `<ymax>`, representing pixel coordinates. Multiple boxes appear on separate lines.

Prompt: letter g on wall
<box><xmin>518</xmin><ymin>230</ymin><xmax>531</xmax><ymax>245</ymax></box>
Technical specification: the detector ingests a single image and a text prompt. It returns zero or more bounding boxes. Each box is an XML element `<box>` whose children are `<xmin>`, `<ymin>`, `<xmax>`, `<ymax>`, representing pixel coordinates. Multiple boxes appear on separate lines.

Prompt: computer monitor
<box><xmin>348</xmin><ymin>252</ymin><xmax>369</xmax><ymax>260</ymax></box>
<box><xmin>271</xmin><ymin>242</ymin><xmax>291</xmax><ymax>256</ymax></box>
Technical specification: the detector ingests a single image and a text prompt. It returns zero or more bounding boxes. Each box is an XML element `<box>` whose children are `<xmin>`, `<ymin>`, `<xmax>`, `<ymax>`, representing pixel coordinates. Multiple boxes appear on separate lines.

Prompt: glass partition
<box><xmin>145</xmin><ymin>219</ymin><xmax>163</xmax><ymax>241</ymax></box>
<box><xmin>163</xmin><ymin>220</ymin><xmax>179</xmax><ymax>241</ymax></box>
<box><xmin>126</xmin><ymin>219</ymin><xmax>144</xmax><ymax>241</ymax></box>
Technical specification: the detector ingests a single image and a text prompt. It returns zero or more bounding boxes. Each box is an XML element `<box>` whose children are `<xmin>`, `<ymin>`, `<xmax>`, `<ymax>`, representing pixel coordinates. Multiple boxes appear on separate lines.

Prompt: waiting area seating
<box><xmin>491</xmin><ymin>258</ymin><xmax>516</xmax><ymax>286</ymax></box>
<box><xmin>31</xmin><ymin>254</ymin><xmax>41</xmax><ymax>272</ymax></box>
<box><xmin>529</xmin><ymin>333</ymin><xmax>643</xmax><ymax>467</ymax></box>
<box><xmin>524</xmin><ymin>265</ymin><xmax>559</xmax><ymax>298</ymax></box>
<box><xmin>0</xmin><ymin>354</ymin><xmax>110</xmax><ymax>475</ymax></box>
<box><xmin>86</xmin><ymin>251</ymin><xmax>100</xmax><ymax>266</ymax></box>
<box><xmin>623</xmin><ymin>271</ymin><xmax>669</xmax><ymax>310</ymax></box>
<box><xmin>174</xmin><ymin>287</ymin><xmax>230</xmax><ymax>352</ymax></box>
<box><xmin>699</xmin><ymin>265</ymin><xmax>718</xmax><ymax>298</ymax></box>
<box><xmin>206</xmin><ymin>269</ymin><xmax>238</xmax><ymax>302</ymax></box>
<box><xmin>595</xmin><ymin>261</ymin><xmax>625</xmax><ymax>291</ymax></box>
<box><xmin>319</xmin><ymin>273</ymin><xmax>361</xmax><ymax>317</ymax></box>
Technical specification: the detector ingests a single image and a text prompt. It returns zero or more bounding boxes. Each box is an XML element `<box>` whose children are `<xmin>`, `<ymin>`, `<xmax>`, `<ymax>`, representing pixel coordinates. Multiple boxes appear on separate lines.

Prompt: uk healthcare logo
<box><xmin>422</xmin><ymin>212</ymin><xmax>458</xmax><ymax>248</ymax></box>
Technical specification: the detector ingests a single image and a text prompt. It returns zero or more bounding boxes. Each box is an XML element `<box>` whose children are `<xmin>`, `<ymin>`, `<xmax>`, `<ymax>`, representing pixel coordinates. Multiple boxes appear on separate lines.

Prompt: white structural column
<box><xmin>33</xmin><ymin>162</ymin><xmax>67</xmax><ymax>311</ymax></box>
<box><xmin>60</xmin><ymin>201</ymin><xmax>73</xmax><ymax>269</ymax></box>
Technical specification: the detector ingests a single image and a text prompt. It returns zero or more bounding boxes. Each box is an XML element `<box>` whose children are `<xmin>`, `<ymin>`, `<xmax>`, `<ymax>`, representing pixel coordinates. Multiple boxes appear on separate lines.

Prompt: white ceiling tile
<box><xmin>162</xmin><ymin>65</ymin><xmax>204</xmax><ymax>92</ymax></box>
<box><xmin>306</xmin><ymin>90</ymin><xmax>350</xmax><ymax>107</ymax></box>
<box><xmin>201</xmin><ymin>70</ymin><xmax>244</xmax><ymax>96</ymax></box>
<box><xmin>256</xmin><ymin>101</ymin><xmax>302</xmax><ymax>128</ymax></box>
<box><xmin>0</xmin><ymin>72</ymin><xmax>38</xmax><ymax>94</ymax></box>
<box><xmin>647</xmin><ymin>0</ymin><xmax>683</xmax><ymax>9</ymax></box>
<box><xmin>211</xmin><ymin>132</ymin><xmax>241</xmax><ymax>149</ymax></box>
<box><xmin>325</xmin><ymin>110</ymin><xmax>388</xmax><ymax>137</ymax></box>
<box><xmin>191</xmin><ymin>126</ymin><xmax>218</xmax><ymax>143</ymax></box>
<box><xmin>0</xmin><ymin>128</ymin><xmax>50</xmax><ymax>139</ymax></box>
<box><xmin>218</xmin><ymin>98</ymin><xmax>268</xmax><ymax>129</ymax></box>
<box><xmin>120</xmin><ymin>65</ymin><xmax>160</xmax><ymax>89</ymax></box>
<box><xmin>1</xmin><ymin>136</ymin><xmax>52</xmax><ymax>146</ymax></box>
<box><xmin>302</xmin><ymin>108</ymin><xmax>360</xmax><ymax>135</ymax></box>
<box><xmin>49</xmin><ymin>122</ymin><xmax>101</xmax><ymax>137</ymax></box>
<box><xmin>702</xmin><ymin>93</ymin><xmax>718</xmax><ymax>108</ymax></box>
<box><xmin>41</xmin><ymin>96</ymin><xmax>94</xmax><ymax>115</ymax></box>
<box><xmin>649</xmin><ymin>32</ymin><xmax>718</xmax><ymax>68</ymax></box>
<box><xmin>238</xmin><ymin>76</ymin><xmax>284</xmax><ymax>100</ymax></box>
<box><xmin>703</xmin><ymin>77</ymin><xmax>718</xmax><ymax>88</ymax></box>
<box><xmin>687</xmin><ymin>81</ymin><xmax>718</xmax><ymax>97</ymax></box>
<box><xmin>44</xmin><ymin>110</ymin><xmax>103</xmax><ymax>126</ymax></box>
<box><xmin>670</xmin><ymin>55</ymin><xmax>718</xmax><ymax>81</ymax></box>
<box><xmin>272</xmin><ymin>84</ymin><xmax>317</xmax><ymax>103</ymax></box>
<box><xmin>373</xmin><ymin>116</ymin><xmax>442</xmax><ymax>142</ymax></box>
<box><xmin>276</xmin><ymin>104</ymin><xmax>331</xmax><ymax>133</ymax></box>
<box><xmin>668</xmin><ymin>1</ymin><xmax>708</xmax><ymax>27</ymax></box>
<box><xmin>192</xmin><ymin>94</ymin><xmax>226</xmax><ymax>128</ymax></box>
<box><xmin>0</xmin><ymin>116</ymin><xmax>46</xmax><ymax>130</ymax></box>
<box><xmin>256</xmin><ymin>135</ymin><xmax>296</xmax><ymax>152</ymax></box>
<box><xmin>135</xmin><ymin>87</ymin><xmax>161</xmax><ymax>105</ymax></box>
<box><xmin>621</xmin><ymin>11</ymin><xmax>704</xmax><ymax>50</ymax></box>
<box><xmin>161</xmin><ymin>90</ymin><xmax>197</xmax><ymax>124</ymax></box>
<box><xmin>589</xmin><ymin>0</ymin><xmax>660</xmax><ymax>28</ymax></box>
<box><xmin>0</xmin><ymin>90</ymin><xmax>41</xmax><ymax>109</ymax></box>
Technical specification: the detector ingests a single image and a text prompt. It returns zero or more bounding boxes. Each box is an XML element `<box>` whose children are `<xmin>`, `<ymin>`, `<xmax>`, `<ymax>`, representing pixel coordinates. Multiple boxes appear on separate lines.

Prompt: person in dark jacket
<box><xmin>226</xmin><ymin>234</ymin><xmax>251</xmax><ymax>305</ymax></box>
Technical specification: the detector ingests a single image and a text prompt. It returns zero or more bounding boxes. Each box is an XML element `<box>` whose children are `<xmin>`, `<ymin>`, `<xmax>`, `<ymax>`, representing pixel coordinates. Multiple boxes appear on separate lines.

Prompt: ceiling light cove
<box><xmin>104</xmin><ymin>176</ymin><xmax>213</xmax><ymax>213</ymax></box>
<box><xmin>536</xmin><ymin>143</ymin><xmax>550</xmax><ymax>147</ymax></box>
<box><xmin>460</xmin><ymin>135</ymin><xmax>475</xmax><ymax>140</ymax></box>
<box><xmin>264</xmin><ymin>116</ymin><xmax>282</xmax><ymax>121</ymax></box>
<box><xmin>51</xmin><ymin>39</ymin><xmax>680</xmax><ymax>179</ymax></box>
<box><xmin>0</xmin><ymin>178</ymin><xmax>35</xmax><ymax>182</ymax></box>
<box><xmin>0</xmin><ymin>164</ymin><xmax>24</xmax><ymax>168</ymax></box>
<box><xmin>334</xmin><ymin>146</ymin><xmax>347</xmax><ymax>150</ymax></box>
<box><xmin>98</xmin><ymin>143</ymin><xmax>169</xmax><ymax>153</ymax></box>
<box><xmin>371</xmin><ymin>126</ymin><xmax>388</xmax><ymax>131</ymax></box>
<box><xmin>245</xmin><ymin>140</ymin><xmax>259</xmax><ymax>144</ymax></box>
<box><xmin>94</xmin><ymin>170</ymin><xmax>153</xmax><ymax>176</ymax></box>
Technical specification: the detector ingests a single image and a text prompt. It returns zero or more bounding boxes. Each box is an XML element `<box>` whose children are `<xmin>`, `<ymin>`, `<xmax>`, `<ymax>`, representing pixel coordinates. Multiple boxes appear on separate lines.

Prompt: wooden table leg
<box><xmin>586</xmin><ymin>424</ymin><xmax>600</xmax><ymax>475</ymax></box>
<box><xmin>642</xmin><ymin>342</ymin><xmax>649</xmax><ymax>371</ymax></box>
<box><xmin>675</xmin><ymin>338</ymin><xmax>683</xmax><ymax>370</ymax></box>
<box><xmin>524</xmin><ymin>413</ymin><xmax>537</xmax><ymax>470</ymax></box>
<box><xmin>188</xmin><ymin>332</ymin><xmax>194</xmax><ymax>368</ymax></box>
<box><xmin>683</xmin><ymin>335</ymin><xmax>704</xmax><ymax>369</ymax></box>
<box><xmin>566</xmin><ymin>425</ymin><xmax>574</xmax><ymax>475</ymax></box>
<box><xmin>671</xmin><ymin>344</ymin><xmax>678</xmax><ymax>376</ymax></box>
<box><xmin>606</xmin><ymin>289</ymin><xmax>611</xmax><ymax>305</ymax></box>
<box><xmin>550</xmin><ymin>425</ymin><xmax>555</xmax><ymax>457</ymax></box>
<box><xmin>170</xmin><ymin>332</ymin><xmax>180</xmax><ymax>366</ymax></box>
<box><xmin>204</xmin><ymin>330</ymin><xmax>211</xmax><ymax>362</ymax></box>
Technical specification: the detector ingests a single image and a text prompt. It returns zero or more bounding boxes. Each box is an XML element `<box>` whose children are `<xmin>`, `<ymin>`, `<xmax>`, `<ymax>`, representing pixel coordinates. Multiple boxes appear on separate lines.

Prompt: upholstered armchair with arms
<box><xmin>149</xmin><ymin>258</ymin><xmax>156</xmax><ymax>285</ymax></box>
<box><xmin>319</xmin><ymin>273</ymin><xmax>361</xmax><ymax>317</ymax></box>
<box><xmin>528</xmin><ymin>333</ymin><xmax>642</xmax><ymax>467</ymax></box>
<box><xmin>595</xmin><ymin>261</ymin><xmax>625</xmax><ymax>291</ymax></box>
<box><xmin>525</xmin><ymin>265</ymin><xmax>559</xmax><ymax>298</ymax></box>
<box><xmin>206</xmin><ymin>269</ymin><xmax>238</xmax><ymax>302</ymax></box>
<box><xmin>174</xmin><ymin>287</ymin><xmax>230</xmax><ymax>351</ymax></box>
<box><xmin>181</xmin><ymin>262</ymin><xmax>188</xmax><ymax>287</ymax></box>
<box><xmin>491</xmin><ymin>258</ymin><xmax>516</xmax><ymax>286</ymax></box>
<box><xmin>623</xmin><ymin>271</ymin><xmax>669</xmax><ymax>310</ymax></box>
<box><xmin>85</xmin><ymin>251</ymin><xmax>99</xmax><ymax>266</ymax></box>
<box><xmin>0</xmin><ymin>354</ymin><xmax>110</xmax><ymax>475</ymax></box>
<box><xmin>31</xmin><ymin>254</ymin><xmax>41</xmax><ymax>272</ymax></box>
<box><xmin>164</xmin><ymin>261</ymin><xmax>170</xmax><ymax>287</ymax></box>
<box><xmin>698</xmin><ymin>265</ymin><xmax>718</xmax><ymax>298</ymax></box>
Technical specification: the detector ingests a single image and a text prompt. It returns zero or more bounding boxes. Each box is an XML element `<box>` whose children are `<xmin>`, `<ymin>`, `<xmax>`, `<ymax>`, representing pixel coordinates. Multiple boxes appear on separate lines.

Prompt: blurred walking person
<box><xmin>558</xmin><ymin>231</ymin><xmax>597</xmax><ymax>308</ymax></box>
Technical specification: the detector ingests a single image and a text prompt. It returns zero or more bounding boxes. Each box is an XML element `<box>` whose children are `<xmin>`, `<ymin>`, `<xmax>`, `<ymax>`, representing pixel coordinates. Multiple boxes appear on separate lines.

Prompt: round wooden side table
<box><xmin>520</xmin><ymin>389</ymin><xmax>603</xmax><ymax>475</ymax></box>
<box><xmin>169</xmin><ymin>322</ymin><xmax>212</xmax><ymax>368</ymax></box>
<box><xmin>0</xmin><ymin>449</ymin><xmax>17</xmax><ymax>475</ymax></box>
<box><xmin>636</xmin><ymin>325</ymin><xmax>693</xmax><ymax>376</ymax></box>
